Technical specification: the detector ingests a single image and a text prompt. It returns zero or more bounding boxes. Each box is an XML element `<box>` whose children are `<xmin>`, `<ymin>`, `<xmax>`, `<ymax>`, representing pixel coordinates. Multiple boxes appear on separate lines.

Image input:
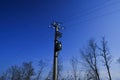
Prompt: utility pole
<box><xmin>51</xmin><ymin>22</ymin><xmax>63</xmax><ymax>80</ymax></box>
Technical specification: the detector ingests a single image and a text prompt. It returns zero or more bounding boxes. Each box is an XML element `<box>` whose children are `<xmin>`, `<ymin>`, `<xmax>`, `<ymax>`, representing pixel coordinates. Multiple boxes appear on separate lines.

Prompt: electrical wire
<box><xmin>66</xmin><ymin>8</ymin><xmax>120</xmax><ymax>27</ymax></box>
<box><xmin>61</xmin><ymin>0</ymin><xmax>120</xmax><ymax>25</ymax></box>
<box><xmin>61</xmin><ymin>0</ymin><xmax>110</xmax><ymax>22</ymax></box>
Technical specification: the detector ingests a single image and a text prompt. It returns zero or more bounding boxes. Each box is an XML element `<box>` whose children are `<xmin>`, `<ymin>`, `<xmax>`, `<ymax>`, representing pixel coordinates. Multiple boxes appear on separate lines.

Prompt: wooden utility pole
<box><xmin>51</xmin><ymin>22</ymin><xmax>63</xmax><ymax>80</ymax></box>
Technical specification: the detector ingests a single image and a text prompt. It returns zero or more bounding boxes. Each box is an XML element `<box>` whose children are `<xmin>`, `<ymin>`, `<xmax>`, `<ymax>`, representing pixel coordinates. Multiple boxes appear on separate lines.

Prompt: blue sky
<box><xmin>0</xmin><ymin>0</ymin><xmax>120</xmax><ymax>79</ymax></box>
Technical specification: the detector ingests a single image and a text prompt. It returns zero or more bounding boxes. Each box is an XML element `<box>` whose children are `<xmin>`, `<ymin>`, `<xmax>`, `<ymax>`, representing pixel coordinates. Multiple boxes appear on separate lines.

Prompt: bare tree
<box><xmin>5</xmin><ymin>65</ymin><xmax>22</xmax><ymax>80</ymax></box>
<box><xmin>45</xmin><ymin>69</ymin><xmax>53</xmax><ymax>80</ymax></box>
<box><xmin>70</xmin><ymin>56</ymin><xmax>79</xmax><ymax>80</ymax></box>
<box><xmin>81</xmin><ymin>39</ymin><xmax>100</xmax><ymax>80</ymax></box>
<box><xmin>34</xmin><ymin>60</ymin><xmax>46</xmax><ymax>80</ymax></box>
<box><xmin>21</xmin><ymin>62</ymin><xmax>34</xmax><ymax>80</ymax></box>
<box><xmin>0</xmin><ymin>62</ymin><xmax>34</xmax><ymax>80</ymax></box>
<box><xmin>62</xmin><ymin>71</ymin><xmax>73</xmax><ymax>80</ymax></box>
<box><xmin>84</xmin><ymin>69</ymin><xmax>97</xmax><ymax>80</ymax></box>
<box><xmin>0</xmin><ymin>72</ymin><xmax>8</xmax><ymax>80</ymax></box>
<box><xmin>98</xmin><ymin>37</ymin><xmax>112</xmax><ymax>80</ymax></box>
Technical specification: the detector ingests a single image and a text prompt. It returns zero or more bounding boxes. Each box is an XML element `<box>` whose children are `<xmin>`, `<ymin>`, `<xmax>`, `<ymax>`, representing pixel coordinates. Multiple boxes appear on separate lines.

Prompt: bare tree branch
<box><xmin>80</xmin><ymin>39</ymin><xmax>100</xmax><ymax>80</ymax></box>
<box><xmin>70</xmin><ymin>56</ymin><xmax>79</xmax><ymax>80</ymax></box>
<box><xmin>99</xmin><ymin>37</ymin><xmax>112</xmax><ymax>80</ymax></box>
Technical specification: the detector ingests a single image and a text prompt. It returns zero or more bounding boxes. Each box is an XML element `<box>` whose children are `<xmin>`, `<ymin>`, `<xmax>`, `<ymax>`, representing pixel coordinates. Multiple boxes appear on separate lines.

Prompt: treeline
<box><xmin>0</xmin><ymin>37</ymin><xmax>120</xmax><ymax>80</ymax></box>
<box><xmin>0</xmin><ymin>61</ymin><xmax>46</xmax><ymax>80</ymax></box>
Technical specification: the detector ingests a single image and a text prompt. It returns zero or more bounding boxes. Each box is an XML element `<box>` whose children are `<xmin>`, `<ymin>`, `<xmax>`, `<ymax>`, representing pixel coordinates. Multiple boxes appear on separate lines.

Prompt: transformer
<box><xmin>55</xmin><ymin>40</ymin><xmax>62</xmax><ymax>51</ymax></box>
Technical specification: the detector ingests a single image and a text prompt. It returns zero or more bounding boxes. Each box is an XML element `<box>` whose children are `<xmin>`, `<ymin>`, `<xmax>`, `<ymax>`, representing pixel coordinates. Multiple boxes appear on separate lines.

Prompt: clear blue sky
<box><xmin>0</xmin><ymin>0</ymin><xmax>120</xmax><ymax>79</ymax></box>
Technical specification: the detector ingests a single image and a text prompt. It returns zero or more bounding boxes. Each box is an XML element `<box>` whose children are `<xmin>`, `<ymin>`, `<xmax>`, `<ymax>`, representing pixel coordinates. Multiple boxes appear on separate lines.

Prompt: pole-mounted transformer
<box><xmin>55</xmin><ymin>40</ymin><xmax>62</xmax><ymax>51</ymax></box>
<box><xmin>51</xmin><ymin>21</ymin><xmax>63</xmax><ymax>80</ymax></box>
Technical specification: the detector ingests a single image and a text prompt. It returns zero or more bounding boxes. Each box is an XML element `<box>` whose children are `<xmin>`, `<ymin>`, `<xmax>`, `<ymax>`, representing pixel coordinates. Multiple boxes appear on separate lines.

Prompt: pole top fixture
<box><xmin>51</xmin><ymin>21</ymin><xmax>64</xmax><ymax>30</ymax></box>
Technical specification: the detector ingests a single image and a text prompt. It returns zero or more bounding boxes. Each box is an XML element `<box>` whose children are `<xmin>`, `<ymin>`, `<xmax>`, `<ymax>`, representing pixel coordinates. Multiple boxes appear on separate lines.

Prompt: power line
<box><xmin>61</xmin><ymin>0</ymin><xmax>120</xmax><ymax>24</ymax></box>
<box><xmin>61</xmin><ymin>0</ymin><xmax>110</xmax><ymax>22</ymax></box>
<box><xmin>66</xmin><ymin>8</ymin><xmax>120</xmax><ymax>27</ymax></box>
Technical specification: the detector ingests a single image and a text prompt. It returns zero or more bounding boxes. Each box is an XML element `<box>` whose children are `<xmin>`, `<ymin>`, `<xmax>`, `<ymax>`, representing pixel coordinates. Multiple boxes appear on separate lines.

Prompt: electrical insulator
<box><xmin>55</xmin><ymin>40</ymin><xmax>62</xmax><ymax>51</ymax></box>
